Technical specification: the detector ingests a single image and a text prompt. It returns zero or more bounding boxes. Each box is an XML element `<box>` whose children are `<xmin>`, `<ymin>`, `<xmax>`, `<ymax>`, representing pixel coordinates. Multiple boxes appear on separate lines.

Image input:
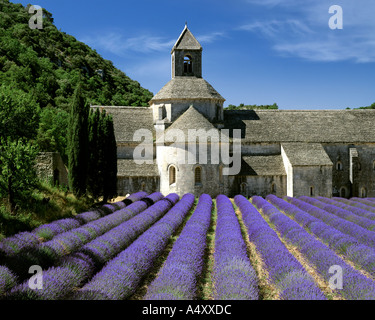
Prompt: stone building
<box><xmin>36</xmin><ymin>152</ymin><xmax>69</xmax><ymax>187</ymax></box>
<box><xmin>91</xmin><ymin>25</ymin><xmax>375</xmax><ymax>198</ymax></box>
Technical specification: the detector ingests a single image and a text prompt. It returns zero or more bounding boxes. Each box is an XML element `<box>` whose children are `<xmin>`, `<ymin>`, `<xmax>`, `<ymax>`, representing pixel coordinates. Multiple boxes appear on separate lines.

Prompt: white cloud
<box><xmin>196</xmin><ymin>32</ymin><xmax>226</xmax><ymax>44</ymax></box>
<box><xmin>80</xmin><ymin>32</ymin><xmax>175</xmax><ymax>56</ymax></box>
<box><xmin>240</xmin><ymin>0</ymin><xmax>375</xmax><ymax>63</ymax></box>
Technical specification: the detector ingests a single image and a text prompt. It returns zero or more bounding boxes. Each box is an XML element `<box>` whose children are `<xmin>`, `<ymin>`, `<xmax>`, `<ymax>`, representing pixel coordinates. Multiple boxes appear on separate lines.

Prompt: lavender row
<box><xmin>299</xmin><ymin>196</ymin><xmax>375</xmax><ymax>231</ymax></box>
<box><xmin>5</xmin><ymin>252</ymin><xmax>97</xmax><ymax>300</ymax></box>
<box><xmin>332</xmin><ymin>197</ymin><xmax>375</xmax><ymax>216</ymax></box>
<box><xmin>75</xmin><ymin>193</ymin><xmax>194</xmax><ymax>300</ymax></box>
<box><xmin>234</xmin><ymin>195</ymin><xmax>325</xmax><ymax>300</ymax></box>
<box><xmin>213</xmin><ymin>195</ymin><xmax>258</xmax><ymax>300</ymax></box>
<box><xmin>0</xmin><ymin>192</ymin><xmax>148</xmax><ymax>258</ymax></box>
<box><xmin>351</xmin><ymin>198</ymin><xmax>375</xmax><ymax>209</ymax></box>
<box><xmin>2</xmin><ymin>193</ymin><xmax>164</xmax><ymax>281</ymax></box>
<box><xmin>289</xmin><ymin>197</ymin><xmax>375</xmax><ymax>249</ymax></box>
<box><xmin>80</xmin><ymin>193</ymin><xmax>180</xmax><ymax>269</ymax></box>
<box><xmin>5</xmin><ymin>194</ymin><xmax>180</xmax><ymax>300</ymax></box>
<box><xmin>0</xmin><ymin>266</ymin><xmax>17</xmax><ymax>297</ymax></box>
<box><xmin>145</xmin><ymin>194</ymin><xmax>211</xmax><ymax>300</ymax></box>
<box><xmin>267</xmin><ymin>195</ymin><xmax>375</xmax><ymax>278</ymax></box>
<box><xmin>256</xmin><ymin>196</ymin><xmax>375</xmax><ymax>300</ymax></box>
<box><xmin>74</xmin><ymin>191</ymin><xmax>148</xmax><ymax>225</ymax></box>
<box><xmin>38</xmin><ymin>193</ymin><xmax>164</xmax><ymax>263</ymax></box>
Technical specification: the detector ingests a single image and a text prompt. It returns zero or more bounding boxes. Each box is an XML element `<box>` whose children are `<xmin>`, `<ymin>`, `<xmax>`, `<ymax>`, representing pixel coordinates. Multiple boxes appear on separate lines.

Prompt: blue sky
<box><xmin>18</xmin><ymin>0</ymin><xmax>375</xmax><ymax>109</ymax></box>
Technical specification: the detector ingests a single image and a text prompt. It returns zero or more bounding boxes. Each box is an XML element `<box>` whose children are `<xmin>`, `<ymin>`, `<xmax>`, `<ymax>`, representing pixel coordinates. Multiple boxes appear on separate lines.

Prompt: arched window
<box><xmin>195</xmin><ymin>166</ymin><xmax>202</xmax><ymax>185</ymax></box>
<box><xmin>310</xmin><ymin>186</ymin><xmax>314</xmax><ymax>197</ymax></box>
<box><xmin>271</xmin><ymin>183</ymin><xmax>276</xmax><ymax>194</ymax></box>
<box><xmin>184</xmin><ymin>55</ymin><xmax>193</xmax><ymax>74</ymax></box>
<box><xmin>373</xmin><ymin>160</ymin><xmax>375</xmax><ymax>171</ymax></box>
<box><xmin>169</xmin><ymin>166</ymin><xmax>176</xmax><ymax>185</ymax></box>
<box><xmin>140</xmin><ymin>182</ymin><xmax>146</xmax><ymax>191</ymax></box>
<box><xmin>361</xmin><ymin>187</ymin><xmax>367</xmax><ymax>198</ymax></box>
<box><xmin>336</xmin><ymin>161</ymin><xmax>343</xmax><ymax>171</ymax></box>
<box><xmin>340</xmin><ymin>187</ymin><xmax>347</xmax><ymax>198</ymax></box>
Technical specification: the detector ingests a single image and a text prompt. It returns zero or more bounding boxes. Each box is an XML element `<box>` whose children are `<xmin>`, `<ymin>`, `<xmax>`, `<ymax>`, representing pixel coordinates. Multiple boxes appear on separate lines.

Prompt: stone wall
<box><xmin>227</xmin><ymin>175</ymin><xmax>286</xmax><ymax>198</ymax></box>
<box><xmin>292</xmin><ymin>166</ymin><xmax>332</xmax><ymax>198</ymax></box>
<box><xmin>35</xmin><ymin>152</ymin><xmax>68</xmax><ymax>186</ymax></box>
<box><xmin>323</xmin><ymin>143</ymin><xmax>375</xmax><ymax>198</ymax></box>
<box><xmin>117</xmin><ymin>176</ymin><xmax>159</xmax><ymax>196</ymax></box>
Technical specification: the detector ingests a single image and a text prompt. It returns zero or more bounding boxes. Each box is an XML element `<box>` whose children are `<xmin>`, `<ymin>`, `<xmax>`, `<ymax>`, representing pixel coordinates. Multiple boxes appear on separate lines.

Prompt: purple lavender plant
<box><xmin>256</xmin><ymin>195</ymin><xmax>375</xmax><ymax>300</ymax></box>
<box><xmin>235</xmin><ymin>195</ymin><xmax>326</xmax><ymax>300</ymax></box>
<box><xmin>333</xmin><ymin>197</ymin><xmax>375</xmax><ymax>216</ymax></box>
<box><xmin>80</xmin><ymin>193</ymin><xmax>181</xmax><ymax>268</ymax></box>
<box><xmin>212</xmin><ymin>195</ymin><xmax>259</xmax><ymax>300</ymax></box>
<box><xmin>0</xmin><ymin>266</ymin><xmax>17</xmax><ymax>296</ymax></box>
<box><xmin>350</xmin><ymin>198</ymin><xmax>375</xmax><ymax>209</ymax></box>
<box><xmin>145</xmin><ymin>194</ymin><xmax>211</xmax><ymax>300</ymax></box>
<box><xmin>299</xmin><ymin>196</ymin><xmax>375</xmax><ymax>231</ymax></box>
<box><xmin>75</xmin><ymin>193</ymin><xmax>194</xmax><ymax>300</ymax></box>
<box><xmin>5</xmin><ymin>193</ymin><xmax>180</xmax><ymax>300</ymax></box>
<box><xmin>287</xmin><ymin>197</ymin><xmax>375</xmax><ymax>250</ymax></box>
<box><xmin>267</xmin><ymin>195</ymin><xmax>375</xmax><ymax>278</ymax></box>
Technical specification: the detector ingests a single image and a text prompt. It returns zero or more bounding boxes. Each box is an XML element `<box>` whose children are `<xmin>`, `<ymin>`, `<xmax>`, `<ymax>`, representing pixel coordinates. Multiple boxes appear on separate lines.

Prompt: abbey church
<box><xmin>91</xmin><ymin>25</ymin><xmax>375</xmax><ymax>199</ymax></box>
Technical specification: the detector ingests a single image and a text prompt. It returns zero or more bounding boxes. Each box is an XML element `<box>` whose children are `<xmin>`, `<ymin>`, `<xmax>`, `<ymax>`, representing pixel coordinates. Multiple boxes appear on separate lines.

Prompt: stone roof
<box><xmin>171</xmin><ymin>25</ymin><xmax>202</xmax><ymax>52</ymax></box>
<box><xmin>282</xmin><ymin>143</ymin><xmax>333</xmax><ymax>166</ymax></box>
<box><xmin>239</xmin><ymin>155</ymin><xmax>286</xmax><ymax>176</ymax></box>
<box><xmin>90</xmin><ymin>106</ymin><xmax>154</xmax><ymax>142</ymax></box>
<box><xmin>117</xmin><ymin>159</ymin><xmax>159</xmax><ymax>177</ymax></box>
<box><xmin>150</xmin><ymin>77</ymin><xmax>225</xmax><ymax>103</ymax></box>
<box><xmin>162</xmin><ymin>106</ymin><xmax>219</xmax><ymax>142</ymax></box>
<box><xmin>223</xmin><ymin>109</ymin><xmax>375</xmax><ymax>143</ymax></box>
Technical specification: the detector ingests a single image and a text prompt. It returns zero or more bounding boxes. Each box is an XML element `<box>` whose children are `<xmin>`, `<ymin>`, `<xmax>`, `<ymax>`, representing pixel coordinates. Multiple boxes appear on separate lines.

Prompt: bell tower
<box><xmin>171</xmin><ymin>24</ymin><xmax>202</xmax><ymax>78</ymax></box>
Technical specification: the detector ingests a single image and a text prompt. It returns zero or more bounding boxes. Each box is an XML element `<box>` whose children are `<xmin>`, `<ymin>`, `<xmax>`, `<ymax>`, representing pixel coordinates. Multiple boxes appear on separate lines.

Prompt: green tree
<box><xmin>36</xmin><ymin>106</ymin><xmax>69</xmax><ymax>163</ymax></box>
<box><xmin>87</xmin><ymin>108</ymin><xmax>102</xmax><ymax>199</ymax></box>
<box><xmin>0</xmin><ymin>84</ymin><xmax>40</xmax><ymax>140</ymax></box>
<box><xmin>0</xmin><ymin>137</ymin><xmax>39</xmax><ymax>213</ymax></box>
<box><xmin>67</xmin><ymin>82</ymin><xmax>89</xmax><ymax>197</ymax></box>
<box><xmin>102</xmin><ymin>114</ymin><xmax>117</xmax><ymax>202</ymax></box>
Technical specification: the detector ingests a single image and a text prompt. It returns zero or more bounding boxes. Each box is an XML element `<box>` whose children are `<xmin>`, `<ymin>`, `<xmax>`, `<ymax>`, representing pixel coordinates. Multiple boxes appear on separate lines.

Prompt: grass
<box><xmin>0</xmin><ymin>181</ymin><xmax>94</xmax><ymax>239</ymax></box>
<box><xmin>196</xmin><ymin>199</ymin><xmax>217</xmax><ymax>300</ymax></box>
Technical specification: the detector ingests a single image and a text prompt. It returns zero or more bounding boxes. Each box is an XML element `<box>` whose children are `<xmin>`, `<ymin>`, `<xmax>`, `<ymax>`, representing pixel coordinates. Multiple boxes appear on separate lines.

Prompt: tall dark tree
<box><xmin>67</xmin><ymin>82</ymin><xmax>89</xmax><ymax>197</ymax></box>
<box><xmin>87</xmin><ymin>108</ymin><xmax>101</xmax><ymax>199</ymax></box>
<box><xmin>102</xmin><ymin>114</ymin><xmax>117</xmax><ymax>202</ymax></box>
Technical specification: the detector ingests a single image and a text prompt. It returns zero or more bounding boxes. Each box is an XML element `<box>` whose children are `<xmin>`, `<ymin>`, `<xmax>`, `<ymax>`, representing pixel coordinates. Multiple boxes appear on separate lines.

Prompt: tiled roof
<box><xmin>91</xmin><ymin>106</ymin><xmax>155</xmax><ymax>142</ymax></box>
<box><xmin>282</xmin><ymin>143</ymin><xmax>333</xmax><ymax>166</ymax></box>
<box><xmin>240</xmin><ymin>155</ymin><xmax>286</xmax><ymax>176</ymax></box>
<box><xmin>151</xmin><ymin>77</ymin><xmax>225</xmax><ymax>102</ymax></box>
<box><xmin>224</xmin><ymin>109</ymin><xmax>375</xmax><ymax>143</ymax></box>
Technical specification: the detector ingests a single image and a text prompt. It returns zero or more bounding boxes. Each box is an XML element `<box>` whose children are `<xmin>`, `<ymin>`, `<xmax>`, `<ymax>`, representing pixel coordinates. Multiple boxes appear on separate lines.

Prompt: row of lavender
<box><xmin>6</xmin><ymin>193</ymin><xmax>181</xmax><ymax>300</ymax></box>
<box><xmin>262</xmin><ymin>195</ymin><xmax>375</xmax><ymax>299</ymax></box>
<box><xmin>3</xmin><ymin>191</ymin><xmax>375</xmax><ymax>300</ymax></box>
<box><xmin>0</xmin><ymin>191</ymin><xmax>161</xmax><ymax>296</ymax></box>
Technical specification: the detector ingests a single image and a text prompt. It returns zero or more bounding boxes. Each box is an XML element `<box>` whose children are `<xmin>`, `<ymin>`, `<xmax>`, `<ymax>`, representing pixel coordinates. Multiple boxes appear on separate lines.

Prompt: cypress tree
<box><xmin>67</xmin><ymin>82</ymin><xmax>89</xmax><ymax>197</ymax></box>
<box><xmin>87</xmin><ymin>108</ymin><xmax>101</xmax><ymax>199</ymax></box>
<box><xmin>102</xmin><ymin>114</ymin><xmax>117</xmax><ymax>202</ymax></box>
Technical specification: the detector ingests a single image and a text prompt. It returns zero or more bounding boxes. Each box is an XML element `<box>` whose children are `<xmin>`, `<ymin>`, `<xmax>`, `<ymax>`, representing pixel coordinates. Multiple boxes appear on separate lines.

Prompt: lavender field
<box><xmin>1</xmin><ymin>192</ymin><xmax>375</xmax><ymax>300</ymax></box>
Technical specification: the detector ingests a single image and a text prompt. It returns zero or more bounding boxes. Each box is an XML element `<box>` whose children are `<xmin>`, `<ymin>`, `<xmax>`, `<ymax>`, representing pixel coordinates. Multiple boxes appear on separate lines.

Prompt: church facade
<box><xmin>91</xmin><ymin>26</ymin><xmax>375</xmax><ymax>199</ymax></box>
